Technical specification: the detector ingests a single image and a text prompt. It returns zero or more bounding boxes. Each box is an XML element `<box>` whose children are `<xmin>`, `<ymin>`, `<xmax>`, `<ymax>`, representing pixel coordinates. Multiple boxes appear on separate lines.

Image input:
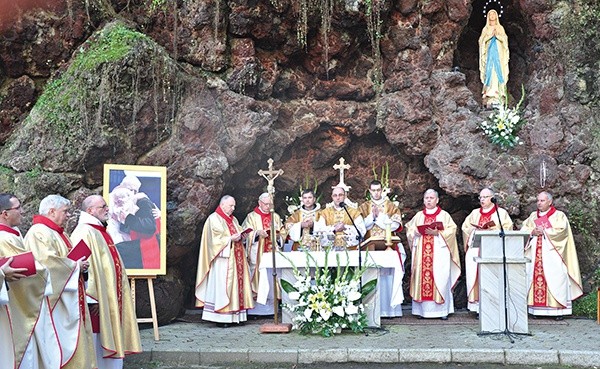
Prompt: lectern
<box><xmin>473</xmin><ymin>230</ymin><xmax>530</xmax><ymax>334</ymax></box>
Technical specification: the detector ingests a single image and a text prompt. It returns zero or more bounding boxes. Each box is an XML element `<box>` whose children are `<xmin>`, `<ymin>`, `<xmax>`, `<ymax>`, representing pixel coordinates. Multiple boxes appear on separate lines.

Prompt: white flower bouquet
<box><xmin>478</xmin><ymin>86</ymin><xmax>526</xmax><ymax>150</ymax></box>
<box><xmin>280</xmin><ymin>249</ymin><xmax>376</xmax><ymax>337</ymax></box>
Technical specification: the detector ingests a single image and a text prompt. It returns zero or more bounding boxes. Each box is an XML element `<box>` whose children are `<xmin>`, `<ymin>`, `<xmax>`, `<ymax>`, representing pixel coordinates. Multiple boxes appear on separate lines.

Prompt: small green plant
<box><xmin>478</xmin><ymin>85</ymin><xmax>526</xmax><ymax>150</ymax></box>
<box><xmin>572</xmin><ymin>289</ymin><xmax>597</xmax><ymax>319</ymax></box>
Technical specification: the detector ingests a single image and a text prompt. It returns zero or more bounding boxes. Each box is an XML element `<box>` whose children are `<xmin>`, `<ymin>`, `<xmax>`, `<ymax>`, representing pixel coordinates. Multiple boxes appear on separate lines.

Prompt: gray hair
<box><xmin>39</xmin><ymin>195</ymin><xmax>70</xmax><ymax>215</ymax></box>
<box><xmin>81</xmin><ymin>195</ymin><xmax>103</xmax><ymax>211</ymax></box>
<box><xmin>481</xmin><ymin>187</ymin><xmax>495</xmax><ymax>197</ymax></box>
<box><xmin>259</xmin><ymin>192</ymin><xmax>270</xmax><ymax>202</ymax></box>
<box><xmin>220</xmin><ymin>195</ymin><xmax>234</xmax><ymax>205</ymax></box>
<box><xmin>424</xmin><ymin>189</ymin><xmax>439</xmax><ymax>198</ymax></box>
<box><xmin>539</xmin><ymin>191</ymin><xmax>553</xmax><ymax>202</ymax></box>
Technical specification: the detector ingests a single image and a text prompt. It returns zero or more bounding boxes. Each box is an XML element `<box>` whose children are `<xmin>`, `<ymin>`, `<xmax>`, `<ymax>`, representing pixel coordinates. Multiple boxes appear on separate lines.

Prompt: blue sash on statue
<box><xmin>484</xmin><ymin>36</ymin><xmax>504</xmax><ymax>86</ymax></box>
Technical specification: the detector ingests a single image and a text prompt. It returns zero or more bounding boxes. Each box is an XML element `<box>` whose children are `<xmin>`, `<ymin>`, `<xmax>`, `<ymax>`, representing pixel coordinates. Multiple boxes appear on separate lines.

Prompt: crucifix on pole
<box><xmin>257</xmin><ymin>158</ymin><xmax>291</xmax><ymax>333</ymax></box>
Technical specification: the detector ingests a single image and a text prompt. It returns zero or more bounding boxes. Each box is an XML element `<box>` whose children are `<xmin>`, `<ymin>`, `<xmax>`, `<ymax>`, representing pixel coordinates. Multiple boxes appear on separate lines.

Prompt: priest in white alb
<box><xmin>242</xmin><ymin>193</ymin><xmax>284</xmax><ymax>316</ymax></box>
<box><xmin>195</xmin><ymin>195</ymin><xmax>254</xmax><ymax>327</ymax></box>
<box><xmin>405</xmin><ymin>189</ymin><xmax>460</xmax><ymax>320</ymax></box>
<box><xmin>285</xmin><ymin>189</ymin><xmax>321</xmax><ymax>251</ymax></box>
<box><xmin>0</xmin><ymin>193</ymin><xmax>60</xmax><ymax>369</ymax></box>
<box><xmin>71</xmin><ymin>195</ymin><xmax>141</xmax><ymax>368</ymax></box>
<box><xmin>521</xmin><ymin>191</ymin><xmax>582</xmax><ymax>318</ymax></box>
<box><xmin>461</xmin><ymin>188</ymin><xmax>513</xmax><ymax>313</ymax></box>
<box><xmin>359</xmin><ymin>180</ymin><xmax>405</xmax><ymax>317</ymax></box>
<box><xmin>24</xmin><ymin>195</ymin><xmax>96</xmax><ymax>369</ymax></box>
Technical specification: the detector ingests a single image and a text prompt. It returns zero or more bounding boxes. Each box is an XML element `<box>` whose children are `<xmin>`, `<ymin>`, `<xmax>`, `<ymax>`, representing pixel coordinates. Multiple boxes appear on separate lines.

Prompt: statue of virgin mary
<box><xmin>479</xmin><ymin>9</ymin><xmax>509</xmax><ymax>107</ymax></box>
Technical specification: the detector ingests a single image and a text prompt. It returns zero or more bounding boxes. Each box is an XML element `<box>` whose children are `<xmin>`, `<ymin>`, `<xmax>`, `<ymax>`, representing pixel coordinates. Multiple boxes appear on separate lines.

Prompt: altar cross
<box><xmin>258</xmin><ymin>158</ymin><xmax>284</xmax><ymax>195</ymax></box>
<box><xmin>333</xmin><ymin>157</ymin><xmax>351</xmax><ymax>191</ymax></box>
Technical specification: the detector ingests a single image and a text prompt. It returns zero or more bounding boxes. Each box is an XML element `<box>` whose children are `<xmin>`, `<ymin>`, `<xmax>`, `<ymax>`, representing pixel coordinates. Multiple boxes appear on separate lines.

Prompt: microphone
<box><xmin>491</xmin><ymin>197</ymin><xmax>497</xmax><ymax>204</ymax></box>
<box><xmin>339</xmin><ymin>202</ymin><xmax>346</xmax><ymax>208</ymax></box>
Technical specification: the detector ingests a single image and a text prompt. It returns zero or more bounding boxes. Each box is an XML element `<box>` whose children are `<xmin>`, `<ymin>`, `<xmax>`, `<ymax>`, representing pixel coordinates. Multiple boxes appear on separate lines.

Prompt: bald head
<box><xmin>82</xmin><ymin>195</ymin><xmax>109</xmax><ymax>222</ymax></box>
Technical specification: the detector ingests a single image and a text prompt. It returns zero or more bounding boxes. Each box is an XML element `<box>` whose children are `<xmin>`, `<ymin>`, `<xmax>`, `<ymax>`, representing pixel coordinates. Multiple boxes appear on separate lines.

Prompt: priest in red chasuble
<box><xmin>461</xmin><ymin>188</ymin><xmax>513</xmax><ymax>314</ymax></box>
<box><xmin>405</xmin><ymin>189</ymin><xmax>460</xmax><ymax>320</ymax></box>
<box><xmin>0</xmin><ymin>193</ymin><xmax>60</xmax><ymax>369</ymax></box>
<box><xmin>24</xmin><ymin>194</ymin><xmax>96</xmax><ymax>369</ymax></box>
<box><xmin>195</xmin><ymin>195</ymin><xmax>254</xmax><ymax>326</ymax></box>
<box><xmin>71</xmin><ymin>195</ymin><xmax>141</xmax><ymax>368</ymax></box>
<box><xmin>241</xmin><ymin>192</ymin><xmax>283</xmax><ymax>316</ymax></box>
<box><xmin>521</xmin><ymin>191</ymin><xmax>582</xmax><ymax>318</ymax></box>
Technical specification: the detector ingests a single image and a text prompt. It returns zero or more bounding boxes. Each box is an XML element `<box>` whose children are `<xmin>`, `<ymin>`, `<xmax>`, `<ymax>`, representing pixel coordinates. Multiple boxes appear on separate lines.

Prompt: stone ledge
<box><xmin>398</xmin><ymin>348</ymin><xmax>452</xmax><ymax>363</ymax></box>
<box><xmin>348</xmin><ymin>348</ymin><xmax>399</xmax><ymax>363</ymax></box>
<box><xmin>505</xmin><ymin>349</ymin><xmax>559</xmax><ymax>365</ymax></box>
<box><xmin>559</xmin><ymin>350</ymin><xmax>600</xmax><ymax>367</ymax></box>
<box><xmin>451</xmin><ymin>348</ymin><xmax>505</xmax><ymax>364</ymax></box>
<box><xmin>298</xmin><ymin>349</ymin><xmax>348</xmax><ymax>364</ymax></box>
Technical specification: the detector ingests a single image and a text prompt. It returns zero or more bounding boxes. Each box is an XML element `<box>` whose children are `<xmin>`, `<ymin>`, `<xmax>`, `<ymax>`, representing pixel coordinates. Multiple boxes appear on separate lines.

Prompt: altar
<box><xmin>257</xmin><ymin>250</ymin><xmax>404</xmax><ymax>328</ymax></box>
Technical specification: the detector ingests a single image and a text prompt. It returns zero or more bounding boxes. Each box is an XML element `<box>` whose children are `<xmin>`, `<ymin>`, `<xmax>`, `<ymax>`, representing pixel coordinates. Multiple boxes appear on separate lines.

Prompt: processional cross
<box><xmin>258</xmin><ymin>158</ymin><xmax>284</xmax><ymax>196</ymax></box>
<box><xmin>333</xmin><ymin>157</ymin><xmax>351</xmax><ymax>191</ymax></box>
<box><xmin>257</xmin><ymin>158</ymin><xmax>291</xmax><ymax>333</ymax></box>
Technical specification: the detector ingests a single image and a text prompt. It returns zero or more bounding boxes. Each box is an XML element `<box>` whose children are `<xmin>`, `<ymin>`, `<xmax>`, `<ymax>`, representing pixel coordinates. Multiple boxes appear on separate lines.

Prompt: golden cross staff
<box><xmin>257</xmin><ymin>158</ymin><xmax>285</xmax><ymax>327</ymax></box>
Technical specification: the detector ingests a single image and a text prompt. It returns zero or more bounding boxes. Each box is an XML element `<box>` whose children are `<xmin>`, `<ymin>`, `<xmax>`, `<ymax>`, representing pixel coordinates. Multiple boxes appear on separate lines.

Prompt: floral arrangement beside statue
<box><xmin>280</xmin><ymin>249</ymin><xmax>376</xmax><ymax>337</ymax></box>
<box><xmin>478</xmin><ymin>86</ymin><xmax>526</xmax><ymax>150</ymax></box>
<box><xmin>365</xmin><ymin>162</ymin><xmax>398</xmax><ymax>205</ymax></box>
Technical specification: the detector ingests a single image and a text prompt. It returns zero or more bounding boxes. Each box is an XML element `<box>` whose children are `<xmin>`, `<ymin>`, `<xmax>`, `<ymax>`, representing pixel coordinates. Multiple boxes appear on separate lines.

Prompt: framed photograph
<box><xmin>103</xmin><ymin>164</ymin><xmax>167</xmax><ymax>276</ymax></box>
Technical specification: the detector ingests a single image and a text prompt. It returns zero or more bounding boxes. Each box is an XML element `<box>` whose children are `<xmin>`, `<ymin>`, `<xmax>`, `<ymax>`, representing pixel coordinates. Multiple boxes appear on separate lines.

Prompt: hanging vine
<box><xmin>320</xmin><ymin>0</ymin><xmax>334</xmax><ymax>79</ymax></box>
<box><xmin>364</xmin><ymin>0</ymin><xmax>384</xmax><ymax>90</ymax></box>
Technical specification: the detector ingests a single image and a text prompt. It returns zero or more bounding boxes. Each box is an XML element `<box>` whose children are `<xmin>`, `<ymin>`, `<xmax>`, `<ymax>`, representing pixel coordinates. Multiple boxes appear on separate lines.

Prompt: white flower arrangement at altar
<box><xmin>280</xmin><ymin>249</ymin><xmax>376</xmax><ymax>337</ymax></box>
<box><xmin>478</xmin><ymin>86</ymin><xmax>527</xmax><ymax>150</ymax></box>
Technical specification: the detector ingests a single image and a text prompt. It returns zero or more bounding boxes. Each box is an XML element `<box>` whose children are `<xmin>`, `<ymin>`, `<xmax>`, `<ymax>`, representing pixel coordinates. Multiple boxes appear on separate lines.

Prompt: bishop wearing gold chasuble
<box><xmin>195</xmin><ymin>195</ymin><xmax>254</xmax><ymax>326</ymax></box>
<box><xmin>0</xmin><ymin>193</ymin><xmax>60</xmax><ymax>369</ymax></box>
<box><xmin>314</xmin><ymin>187</ymin><xmax>366</xmax><ymax>249</ymax></box>
<box><xmin>461</xmin><ymin>188</ymin><xmax>513</xmax><ymax>313</ymax></box>
<box><xmin>24</xmin><ymin>195</ymin><xmax>96</xmax><ymax>369</ymax></box>
<box><xmin>71</xmin><ymin>195</ymin><xmax>141</xmax><ymax>369</ymax></box>
<box><xmin>241</xmin><ymin>193</ymin><xmax>283</xmax><ymax>316</ymax></box>
<box><xmin>521</xmin><ymin>192</ymin><xmax>582</xmax><ymax>317</ymax></box>
<box><xmin>405</xmin><ymin>189</ymin><xmax>460</xmax><ymax>320</ymax></box>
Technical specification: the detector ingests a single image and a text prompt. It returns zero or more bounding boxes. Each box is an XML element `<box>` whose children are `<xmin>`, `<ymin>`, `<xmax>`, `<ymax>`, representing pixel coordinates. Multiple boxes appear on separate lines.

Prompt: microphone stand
<box><xmin>478</xmin><ymin>198</ymin><xmax>530</xmax><ymax>342</ymax></box>
<box><xmin>340</xmin><ymin>202</ymin><xmax>364</xmax><ymax>292</ymax></box>
<box><xmin>340</xmin><ymin>202</ymin><xmax>373</xmax><ymax>334</ymax></box>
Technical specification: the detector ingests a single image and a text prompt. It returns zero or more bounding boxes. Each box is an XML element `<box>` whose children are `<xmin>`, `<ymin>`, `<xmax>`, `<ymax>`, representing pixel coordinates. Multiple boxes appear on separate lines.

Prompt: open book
<box><xmin>417</xmin><ymin>221</ymin><xmax>444</xmax><ymax>235</ymax></box>
<box><xmin>471</xmin><ymin>220</ymin><xmax>496</xmax><ymax>230</ymax></box>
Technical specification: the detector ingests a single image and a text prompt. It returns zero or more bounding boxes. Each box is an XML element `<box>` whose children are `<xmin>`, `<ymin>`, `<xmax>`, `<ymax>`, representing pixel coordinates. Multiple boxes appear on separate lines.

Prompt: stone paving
<box><xmin>125</xmin><ymin>310</ymin><xmax>600</xmax><ymax>368</ymax></box>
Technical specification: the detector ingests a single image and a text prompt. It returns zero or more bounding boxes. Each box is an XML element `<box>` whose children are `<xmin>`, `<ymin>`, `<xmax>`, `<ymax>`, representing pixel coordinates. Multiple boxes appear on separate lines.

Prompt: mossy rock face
<box><xmin>0</xmin><ymin>21</ymin><xmax>184</xmax><ymax>174</ymax></box>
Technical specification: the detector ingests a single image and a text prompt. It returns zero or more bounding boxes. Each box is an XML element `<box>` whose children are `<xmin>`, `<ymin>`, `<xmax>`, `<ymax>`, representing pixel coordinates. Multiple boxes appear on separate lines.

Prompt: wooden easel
<box><xmin>130</xmin><ymin>276</ymin><xmax>160</xmax><ymax>341</ymax></box>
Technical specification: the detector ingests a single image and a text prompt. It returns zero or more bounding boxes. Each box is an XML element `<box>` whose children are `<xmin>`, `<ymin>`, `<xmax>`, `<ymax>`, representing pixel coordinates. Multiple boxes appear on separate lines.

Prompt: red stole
<box><xmin>420</xmin><ymin>206</ymin><xmax>441</xmax><ymax>301</ymax></box>
<box><xmin>532</xmin><ymin>206</ymin><xmax>558</xmax><ymax>307</ymax></box>
<box><xmin>88</xmin><ymin>223</ymin><xmax>124</xmax><ymax>332</ymax></box>
<box><xmin>0</xmin><ymin>223</ymin><xmax>20</xmax><ymax>237</ymax></box>
<box><xmin>253</xmin><ymin>207</ymin><xmax>272</xmax><ymax>252</ymax></box>
<box><xmin>32</xmin><ymin>215</ymin><xmax>87</xmax><ymax>321</ymax></box>
<box><xmin>215</xmin><ymin>206</ymin><xmax>248</xmax><ymax>309</ymax></box>
<box><xmin>478</xmin><ymin>207</ymin><xmax>494</xmax><ymax>226</ymax></box>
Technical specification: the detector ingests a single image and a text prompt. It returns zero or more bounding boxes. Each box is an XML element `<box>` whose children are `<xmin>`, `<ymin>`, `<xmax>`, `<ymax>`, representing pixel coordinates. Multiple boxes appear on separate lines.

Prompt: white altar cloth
<box><xmin>257</xmin><ymin>250</ymin><xmax>404</xmax><ymax>326</ymax></box>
